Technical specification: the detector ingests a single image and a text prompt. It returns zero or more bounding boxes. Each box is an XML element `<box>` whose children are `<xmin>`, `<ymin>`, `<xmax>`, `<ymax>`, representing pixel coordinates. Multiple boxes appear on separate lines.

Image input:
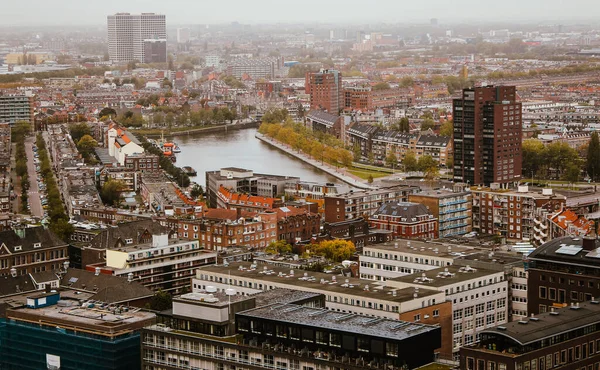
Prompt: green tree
<box><xmin>385</xmin><ymin>151</ymin><xmax>398</xmax><ymax>168</ymax></box>
<box><xmin>522</xmin><ymin>139</ymin><xmax>546</xmax><ymax>179</ymax></box>
<box><xmin>439</xmin><ymin>120</ymin><xmax>453</xmax><ymax>137</ymax></box>
<box><xmin>586</xmin><ymin>131</ymin><xmax>600</xmax><ymax>181</ymax></box>
<box><xmin>77</xmin><ymin>135</ymin><xmax>98</xmax><ymax>161</ymax></box>
<box><xmin>100</xmin><ymin>179</ymin><xmax>126</xmax><ymax>206</ymax></box>
<box><xmin>563</xmin><ymin>164</ymin><xmax>581</xmax><ymax>186</ymax></box>
<box><xmin>372</xmin><ymin>82</ymin><xmax>391</xmax><ymax>91</ymax></box>
<box><xmin>353</xmin><ymin>143</ymin><xmax>362</xmax><ymax>161</ymax></box>
<box><xmin>400</xmin><ymin>76</ymin><xmax>414</xmax><ymax>87</ymax></box>
<box><xmin>396</xmin><ymin>117</ymin><xmax>410</xmax><ymax>133</ymax></box>
<box><xmin>190</xmin><ymin>184</ymin><xmax>203</xmax><ymax>199</ymax></box>
<box><xmin>311</xmin><ymin>240</ymin><xmax>356</xmax><ymax>262</ymax></box>
<box><xmin>149</xmin><ymin>290</ymin><xmax>172</xmax><ymax>311</ymax></box>
<box><xmin>49</xmin><ymin>218</ymin><xmax>75</xmax><ymax>242</ymax></box>
<box><xmin>98</xmin><ymin>107</ymin><xmax>117</xmax><ymax>118</ymax></box>
<box><xmin>368</xmin><ymin>174</ymin><xmax>374</xmax><ymax>184</ymax></box>
<box><xmin>12</xmin><ymin>120</ymin><xmax>31</xmax><ymax>141</ymax></box>
<box><xmin>266</xmin><ymin>240</ymin><xmax>293</xmax><ymax>254</ymax></box>
<box><xmin>403</xmin><ymin>151</ymin><xmax>419</xmax><ymax>172</ymax></box>
<box><xmin>421</xmin><ymin>118</ymin><xmax>436</xmax><ymax>131</ymax></box>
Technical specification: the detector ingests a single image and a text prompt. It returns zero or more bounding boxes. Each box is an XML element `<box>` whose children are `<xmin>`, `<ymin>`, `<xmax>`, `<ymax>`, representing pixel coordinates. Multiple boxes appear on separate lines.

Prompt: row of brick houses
<box><xmin>347</xmin><ymin>123</ymin><xmax>453</xmax><ymax>166</ymax></box>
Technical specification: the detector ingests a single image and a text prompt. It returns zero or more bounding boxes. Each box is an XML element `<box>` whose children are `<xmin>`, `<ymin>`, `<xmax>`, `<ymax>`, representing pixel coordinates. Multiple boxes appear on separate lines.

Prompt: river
<box><xmin>172</xmin><ymin>127</ymin><xmax>346</xmax><ymax>190</ymax></box>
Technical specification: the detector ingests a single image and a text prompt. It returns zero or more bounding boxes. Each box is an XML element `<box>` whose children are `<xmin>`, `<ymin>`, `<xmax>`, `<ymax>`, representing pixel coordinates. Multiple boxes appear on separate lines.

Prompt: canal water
<box><xmin>172</xmin><ymin>128</ymin><xmax>344</xmax><ymax>189</ymax></box>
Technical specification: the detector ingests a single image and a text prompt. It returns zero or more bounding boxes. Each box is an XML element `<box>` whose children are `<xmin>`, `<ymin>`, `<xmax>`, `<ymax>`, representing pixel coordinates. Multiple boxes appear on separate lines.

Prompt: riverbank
<box><xmin>138</xmin><ymin>120</ymin><xmax>259</xmax><ymax>137</ymax></box>
<box><xmin>255</xmin><ymin>132</ymin><xmax>374</xmax><ymax>190</ymax></box>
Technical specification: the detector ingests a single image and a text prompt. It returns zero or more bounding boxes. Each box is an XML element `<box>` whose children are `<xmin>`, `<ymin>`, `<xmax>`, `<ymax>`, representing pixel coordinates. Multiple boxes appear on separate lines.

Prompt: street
<box><xmin>25</xmin><ymin>137</ymin><xmax>43</xmax><ymax>218</ymax></box>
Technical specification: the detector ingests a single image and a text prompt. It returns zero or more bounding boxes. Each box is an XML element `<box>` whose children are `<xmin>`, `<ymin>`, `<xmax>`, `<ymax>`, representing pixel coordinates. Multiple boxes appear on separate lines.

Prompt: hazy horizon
<box><xmin>1</xmin><ymin>0</ymin><xmax>597</xmax><ymax>27</ymax></box>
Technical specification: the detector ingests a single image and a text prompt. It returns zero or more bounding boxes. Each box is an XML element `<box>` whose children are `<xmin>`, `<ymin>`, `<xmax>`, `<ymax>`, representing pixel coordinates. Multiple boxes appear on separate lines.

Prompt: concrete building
<box><xmin>142</xmin><ymin>39</ymin><xmax>167</xmax><ymax>63</ymax></box>
<box><xmin>107</xmin><ymin>13</ymin><xmax>167</xmax><ymax>63</ymax></box>
<box><xmin>205</xmin><ymin>168</ymin><xmax>299</xmax><ymax>209</ymax></box>
<box><xmin>226</xmin><ymin>57</ymin><xmax>283</xmax><ymax>79</ymax></box>
<box><xmin>142</xmin><ymin>289</ymin><xmax>441</xmax><ymax>370</ymax></box>
<box><xmin>324</xmin><ymin>185</ymin><xmax>419</xmax><ymax>223</ymax></box>
<box><xmin>387</xmin><ymin>265</ymin><xmax>509</xmax><ymax>359</ymax></box>
<box><xmin>453</xmin><ymin>86</ymin><xmax>522</xmax><ymax>186</ymax></box>
<box><xmin>359</xmin><ymin>240</ymin><xmax>475</xmax><ymax>282</ymax></box>
<box><xmin>408</xmin><ymin>187</ymin><xmax>472</xmax><ymax>238</ymax></box>
<box><xmin>460</xmin><ymin>300</ymin><xmax>600</xmax><ymax>370</ymax></box>
<box><xmin>368</xmin><ymin>202</ymin><xmax>438</xmax><ymax>240</ymax></box>
<box><xmin>526</xmin><ymin>235</ymin><xmax>600</xmax><ymax>316</ymax></box>
<box><xmin>0</xmin><ymin>291</ymin><xmax>155</xmax><ymax>370</ymax></box>
<box><xmin>101</xmin><ymin>233</ymin><xmax>217</xmax><ymax>294</ymax></box>
<box><xmin>176</xmin><ymin>27</ymin><xmax>190</xmax><ymax>43</ymax></box>
<box><xmin>306</xmin><ymin>69</ymin><xmax>343</xmax><ymax>114</ymax></box>
<box><xmin>0</xmin><ymin>93</ymin><xmax>34</xmax><ymax>125</ymax></box>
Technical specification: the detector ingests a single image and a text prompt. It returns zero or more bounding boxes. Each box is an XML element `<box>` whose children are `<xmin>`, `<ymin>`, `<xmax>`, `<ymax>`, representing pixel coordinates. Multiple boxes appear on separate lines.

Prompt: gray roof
<box><xmin>373</xmin><ymin>130</ymin><xmax>416</xmax><ymax>144</ymax></box>
<box><xmin>416</xmin><ymin>134</ymin><xmax>450</xmax><ymax>147</ymax></box>
<box><xmin>348</xmin><ymin>123</ymin><xmax>379</xmax><ymax>137</ymax></box>
<box><xmin>373</xmin><ymin>202</ymin><xmax>433</xmax><ymax>219</ymax></box>
<box><xmin>307</xmin><ymin>110</ymin><xmax>339</xmax><ymax>124</ymax></box>
<box><xmin>528</xmin><ymin>236</ymin><xmax>600</xmax><ymax>267</ymax></box>
<box><xmin>0</xmin><ymin>275</ymin><xmax>37</xmax><ymax>297</ymax></box>
<box><xmin>0</xmin><ymin>227</ymin><xmax>67</xmax><ymax>253</ymax></box>
<box><xmin>238</xmin><ymin>303</ymin><xmax>439</xmax><ymax>340</ymax></box>
<box><xmin>61</xmin><ymin>269</ymin><xmax>153</xmax><ymax>303</ymax></box>
<box><xmin>86</xmin><ymin>220</ymin><xmax>172</xmax><ymax>250</ymax></box>
<box><xmin>482</xmin><ymin>300</ymin><xmax>600</xmax><ymax>345</ymax></box>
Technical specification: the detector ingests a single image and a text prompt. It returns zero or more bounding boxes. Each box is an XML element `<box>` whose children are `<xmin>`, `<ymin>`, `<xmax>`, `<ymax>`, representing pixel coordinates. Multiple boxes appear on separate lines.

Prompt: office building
<box><xmin>324</xmin><ymin>185</ymin><xmax>419</xmax><ymax>223</ymax></box>
<box><xmin>0</xmin><ymin>94</ymin><xmax>34</xmax><ymax>125</ymax></box>
<box><xmin>368</xmin><ymin>202</ymin><xmax>438</xmax><ymax>240</ymax></box>
<box><xmin>176</xmin><ymin>27</ymin><xmax>190</xmax><ymax>43</ymax></box>
<box><xmin>142</xmin><ymin>39</ymin><xmax>167</xmax><ymax>63</ymax></box>
<box><xmin>387</xmin><ymin>265</ymin><xmax>509</xmax><ymax>359</ymax></box>
<box><xmin>452</xmin><ymin>86</ymin><xmax>522</xmax><ymax>186</ymax></box>
<box><xmin>226</xmin><ymin>57</ymin><xmax>283</xmax><ymax>79</ymax></box>
<box><xmin>409</xmin><ymin>187</ymin><xmax>472</xmax><ymax>238</ymax></box>
<box><xmin>359</xmin><ymin>239</ymin><xmax>475</xmax><ymax>282</ymax></box>
<box><xmin>0</xmin><ymin>291</ymin><xmax>155</xmax><ymax>370</ymax></box>
<box><xmin>306</xmin><ymin>69</ymin><xmax>343</xmax><ymax>114</ymax></box>
<box><xmin>205</xmin><ymin>168</ymin><xmax>299</xmax><ymax>208</ymax></box>
<box><xmin>526</xmin><ymin>235</ymin><xmax>600</xmax><ymax>315</ymax></box>
<box><xmin>471</xmin><ymin>186</ymin><xmax>565</xmax><ymax>242</ymax></box>
<box><xmin>460</xmin><ymin>300</ymin><xmax>600</xmax><ymax>370</ymax></box>
<box><xmin>107</xmin><ymin>13</ymin><xmax>167</xmax><ymax>63</ymax></box>
<box><xmin>142</xmin><ymin>289</ymin><xmax>442</xmax><ymax>370</ymax></box>
<box><xmin>100</xmin><ymin>233</ymin><xmax>217</xmax><ymax>294</ymax></box>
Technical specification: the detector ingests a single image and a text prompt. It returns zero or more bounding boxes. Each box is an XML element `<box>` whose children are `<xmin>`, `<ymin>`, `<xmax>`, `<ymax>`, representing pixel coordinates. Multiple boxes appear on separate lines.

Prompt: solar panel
<box><xmin>555</xmin><ymin>245</ymin><xmax>583</xmax><ymax>256</ymax></box>
<box><xmin>68</xmin><ymin>277</ymin><xmax>79</xmax><ymax>283</ymax></box>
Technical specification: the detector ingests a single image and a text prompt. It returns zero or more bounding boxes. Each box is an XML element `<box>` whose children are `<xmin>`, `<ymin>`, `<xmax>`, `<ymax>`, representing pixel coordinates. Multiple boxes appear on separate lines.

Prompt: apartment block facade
<box><xmin>107</xmin><ymin>13</ymin><xmax>167</xmax><ymax>63</ymax></box>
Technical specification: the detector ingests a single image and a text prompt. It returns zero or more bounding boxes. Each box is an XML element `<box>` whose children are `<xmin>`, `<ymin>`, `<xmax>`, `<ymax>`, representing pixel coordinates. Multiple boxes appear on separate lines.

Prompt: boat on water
<box><xmin>173</xmin><ymin>144</ymin><xmax>181</xmax><ymax>153</ymax></box>
<box><xmin>182</xmin><ymin>166</ymin><xmax>197</xmax><ymax>176</ymax></box>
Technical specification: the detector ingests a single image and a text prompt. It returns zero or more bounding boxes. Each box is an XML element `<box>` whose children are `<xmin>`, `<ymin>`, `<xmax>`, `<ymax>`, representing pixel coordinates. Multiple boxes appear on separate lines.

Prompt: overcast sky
<box><xmin>0</xmin><ymin>0</ymin><xmax>593</xmax><ymax>26</ymax></box>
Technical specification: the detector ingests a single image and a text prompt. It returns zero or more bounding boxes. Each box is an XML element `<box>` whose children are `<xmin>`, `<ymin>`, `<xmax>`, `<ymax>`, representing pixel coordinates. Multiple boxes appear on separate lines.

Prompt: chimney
<box><xmin>582</xmin><ymin>236</ymin><xmax>596</xmax><ymax>251</ymax></box>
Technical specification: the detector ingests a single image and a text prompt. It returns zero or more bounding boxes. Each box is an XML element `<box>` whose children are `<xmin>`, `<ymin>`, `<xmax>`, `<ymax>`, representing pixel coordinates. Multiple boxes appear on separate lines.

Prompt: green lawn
<box><xmin>348</xmin><ymin>167</ymin><xmax>389</xmax><ymax>180</ymax></box>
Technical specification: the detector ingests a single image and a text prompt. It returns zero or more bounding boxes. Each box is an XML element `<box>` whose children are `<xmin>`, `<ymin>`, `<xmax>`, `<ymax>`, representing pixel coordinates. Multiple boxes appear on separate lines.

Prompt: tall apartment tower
<box><xmin>305</xmin><ymin>69</ymin><xmax>342</xmax><ymax>114</ymax></box>
<box><xmin>0</xmin><ymin>93</ymin><xmax>34</xmax><ymax>125</ymax></box>
<box><xmin>107</xmin><ymin>13</ymin><xmax>166</xmax><ymax>63</ymax></box>
<box><xmin>452</xmin><ymin>85</ymin><xmax>522</xmax><ymax>186</ymax></box>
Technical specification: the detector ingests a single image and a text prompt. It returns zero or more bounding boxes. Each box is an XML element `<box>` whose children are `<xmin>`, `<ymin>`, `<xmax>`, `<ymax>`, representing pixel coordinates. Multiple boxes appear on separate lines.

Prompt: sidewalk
<box><xmin>255</xmin><ymin>132</ymin><xmax>374</xmax><ymax>190</ymax></box>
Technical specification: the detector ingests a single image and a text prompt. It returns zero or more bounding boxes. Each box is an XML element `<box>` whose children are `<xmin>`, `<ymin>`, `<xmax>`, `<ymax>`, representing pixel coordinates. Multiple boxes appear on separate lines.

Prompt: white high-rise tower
<box><xmin>107</xmin><ymin>13</ymin><xmax>166</xmax><ymax>63</ymax></box>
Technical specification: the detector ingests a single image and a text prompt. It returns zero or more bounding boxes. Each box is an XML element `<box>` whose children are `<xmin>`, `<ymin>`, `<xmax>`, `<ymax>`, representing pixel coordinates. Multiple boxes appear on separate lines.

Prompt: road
<box><xmin>25</xmin><ymin>137</ymin><xmax>43</xmax><ymax>218</ymax></box>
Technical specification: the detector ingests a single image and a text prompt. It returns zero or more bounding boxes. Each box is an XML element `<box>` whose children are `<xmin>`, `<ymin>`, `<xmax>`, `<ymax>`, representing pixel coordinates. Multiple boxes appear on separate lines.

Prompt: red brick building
<box><xmin>274</xmin><ymin>206</ymin><xmax>320</xmax><ymax>245</ymax></box>
<box><xmin>217</xmin><ymin>186</ymin><xmax>283</xmax><ymax>212</ymax></box>
<box><xmin>453</xmin><ymin>85</ymin><xmax>522</xmax><ymax>186</ymax></box>
<box><xmin>368</xmin><ymin>202</ymin><xmax>438</xmax><ymax>239</ymax></box>
<box><xmin>305</xmin><ymin>69</ymin><xmax>342</xmax><ymax>114</ymax></box>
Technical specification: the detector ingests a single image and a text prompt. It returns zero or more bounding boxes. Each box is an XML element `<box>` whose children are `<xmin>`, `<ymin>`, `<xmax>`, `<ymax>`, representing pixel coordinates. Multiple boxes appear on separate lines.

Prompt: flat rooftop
<box><xmin>364</xmin><ymin>239</ymin><xmax>475</xmax><ymax>259</ymax></box>
<box><xmin>238</xmin><ymin>303</ymin><xmax>438</xmax><ymax>340</ymax></box>
<box><xmin>481</xmin><ymin>300</ymin><xmax>600</xmax><ymax>345</ymax></box>
<box><xmin>8</xmin><ymin>299</ymin><xmax>155</xmax><ymax>337</ymax></box>
<box><xmin>197</xmin><ymin>262</ymin><xmax>441</xmax><ymax>303</ymax></box>
<box><xmin>389</xmin><ymin>264</ymin><xmax>502</xmax><ymax>288</ymax></box>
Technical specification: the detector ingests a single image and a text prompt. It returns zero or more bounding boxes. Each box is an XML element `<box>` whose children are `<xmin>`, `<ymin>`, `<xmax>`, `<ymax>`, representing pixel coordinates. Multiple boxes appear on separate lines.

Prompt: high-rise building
<box><xmin>107</xmin><ymin>13</ymin><xmax>166</xmax><ymax>63</ymax></box>
<box><xmin>176</xmin><ymin>27</ymin><xmax>190</xmax><ymax>43</ymax></box>
<box><xmin>0</xmin><ymin>93</ymin><xmax>34</xmax><ymax>125</ymax></box>
<box><xmin>452</xmin><ymin>86</ymin><xmax>522</xmax><ymax>186</ymax></box>
<box><xmin>305</xmin><ymin>69</ymin><xmax>343</xmax><ymax>114</ymax></box>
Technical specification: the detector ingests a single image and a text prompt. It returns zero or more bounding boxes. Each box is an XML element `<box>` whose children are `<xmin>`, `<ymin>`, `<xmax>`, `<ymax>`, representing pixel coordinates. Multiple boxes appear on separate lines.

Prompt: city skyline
<box><xmin>1</xmin><ymin>0</ymin><xmax>599</xmax><ymax>26</ymax></box>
